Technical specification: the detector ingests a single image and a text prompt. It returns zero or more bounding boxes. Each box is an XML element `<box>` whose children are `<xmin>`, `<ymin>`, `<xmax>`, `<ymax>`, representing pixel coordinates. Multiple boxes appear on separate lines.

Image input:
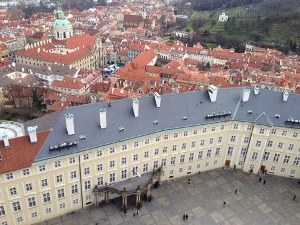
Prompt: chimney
<box><xmin>242</xmin><ymin>88</ymin><xmax>250</xmax><ymax>102</ymax></box>
<box><xmin>283</xmin><ymin>90</ymin><xmax>289</xmax><ymax>102</ymax></box>
<box><xmin>254</xmin><ymin>86</ymin><xmax>260</xmax><ymax>95</ymax></box>
<box><xmin>208</xmin><ymin>85</ymin><xmax>218</xmax><ymax>102</ymax></box>
<box><xmin>153</xmin><ymin>92</ymin><xmax>161</xmax><ymax>107</ymax></box>
<box><xmin>132</xmin><ymin>98</ymin><xmax>139</xmax><ymax>117</ymax></box>
<box><xmin>99</xmin><ymin>109</ymin><xmax>107</xmax><ymax>129</ymax></box>
<box><xmin>28</xmin><ymin>126</ymin><xmax>38</xmax><ymax>143</ymax></box>
<box><xmin>2</xmin><ymin>133</ymin><xmax>9</xmax><ymax>147</ymax></box>
<box><xmin>90</xmin><ymin>95</ymin><xmax>97</xmax><ymax>103</ymax></box>
<box><xmin>65</xmin><ymin>114</ymin><xmax>75</xmax><ymax>135</ymax></box>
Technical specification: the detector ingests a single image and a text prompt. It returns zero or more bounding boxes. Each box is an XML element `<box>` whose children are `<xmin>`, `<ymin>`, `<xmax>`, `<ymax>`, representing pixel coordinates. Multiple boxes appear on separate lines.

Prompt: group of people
<box><xmin>182</xmin><ymin>214</ymin><xmax>189</xmax><ymax>220</ymax></box>
<box><xmin>258</xmin><ymin>177</ymin><xmax>266</xmax><ymax>184</ymax></box>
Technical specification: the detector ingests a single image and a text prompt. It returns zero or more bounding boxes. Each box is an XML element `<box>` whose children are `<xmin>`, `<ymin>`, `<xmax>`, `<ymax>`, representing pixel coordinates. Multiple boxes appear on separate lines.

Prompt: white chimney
<box><xmin>242</xmin><ymin>88</ymin><xmax>251</xmax><ymax>102</ymax></box>
<box><xmin>283</xmin><ymin>90</ymin><xmax>289</xmax><ymax>102</ymax></box>
<box><xmin>90</xmin><ymin>95</ymin><xmax>97</xmax><ymax>103</ymax></box>
<box><xmin>254</xmin><ymin>86</ymin><xmax>260</xmax><ymax>95</ymax></box>
<box><xmin>132</xmin><ymin>98</ymin><xmax>139</xmax><ymax>117</ymax></box>
<box><xmin>28</xmin><ymin>126</ymin><xmax>38</xmax><ymax>143</ymax></box>
<box><xmin>99</xmin><ymin>109</ymin><xmax>107</xmax><ymax>129</ymax></box>
<box><xmin>65</xmin><ymin>114</ymin><xmax>75</xmax><ymax>135</ymax></box>
<box><xmin>208</xmin><ymin>85</ymin><xmax>218</xmax><ymax>102</ymax></box>
<box><xmin>153</xmin><ymin>92</ymin><xmax>161</xmax><ymax>108</ymax></box>
<box><xmin>2</xmin><ymin>133</ymin><xmax>9</xmax><ymax>147</ymax></box>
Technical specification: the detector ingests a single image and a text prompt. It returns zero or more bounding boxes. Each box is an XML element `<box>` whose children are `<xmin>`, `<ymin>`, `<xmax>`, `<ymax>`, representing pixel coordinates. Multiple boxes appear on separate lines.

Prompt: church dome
<box><xmin>53</xmin><ymin>19</ymin><xmax>72</xmax><ymax>29</ymax></box>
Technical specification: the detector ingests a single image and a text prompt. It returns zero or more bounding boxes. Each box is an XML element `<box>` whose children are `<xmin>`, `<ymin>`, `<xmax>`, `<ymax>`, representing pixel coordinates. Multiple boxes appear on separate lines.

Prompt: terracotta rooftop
<box><xmin>0</xmin><ymin>131</ymin><xmax>50</xmax><ymax>173</ymax></box>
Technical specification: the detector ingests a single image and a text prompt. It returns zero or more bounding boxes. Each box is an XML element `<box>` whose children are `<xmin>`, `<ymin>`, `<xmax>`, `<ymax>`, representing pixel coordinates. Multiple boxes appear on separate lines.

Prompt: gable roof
<box><xmin>0</xmin><ymin>131</ymin><xmax>50</xmax><ymax>173</ymax></box>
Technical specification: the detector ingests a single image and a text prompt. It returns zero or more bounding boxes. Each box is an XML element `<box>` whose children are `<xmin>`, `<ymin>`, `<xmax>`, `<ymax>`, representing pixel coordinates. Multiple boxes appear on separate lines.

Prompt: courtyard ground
<box><xmin>36</xmin><ymin>168</ymin><xmax>300</xmax><ymax>225</ymax></box>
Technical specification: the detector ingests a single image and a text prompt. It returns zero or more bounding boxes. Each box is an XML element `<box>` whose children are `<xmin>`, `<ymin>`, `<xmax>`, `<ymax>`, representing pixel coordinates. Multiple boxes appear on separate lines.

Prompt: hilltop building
<box><xmin>0</xmin><ymin>87</ymin><xmax>299</xmax><ymax>224</ymax></box>
<box><xmin>219</xmin><ymin>11</ymin><xmax>229</xmax><ymax>22</ymax></box>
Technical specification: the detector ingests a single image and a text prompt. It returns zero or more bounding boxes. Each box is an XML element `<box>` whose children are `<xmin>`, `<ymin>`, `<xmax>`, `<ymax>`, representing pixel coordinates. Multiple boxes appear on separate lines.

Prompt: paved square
<box><xmin>35</xmin><ymin>169</ymin><xmax>300</xmax><ymax>225</ymax></box>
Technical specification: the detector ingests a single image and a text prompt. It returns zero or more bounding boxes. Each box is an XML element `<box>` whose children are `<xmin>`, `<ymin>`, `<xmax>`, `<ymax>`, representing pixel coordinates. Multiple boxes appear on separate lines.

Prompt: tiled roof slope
<box><xmin>0</xmin><ymin>131</ymin><xmax>50</xmax><ymax>173</ymax></box>
<box><xmin>33</xmin><ymin>87</ymin><xmax>299</xmax><ymax>162</ymax></box>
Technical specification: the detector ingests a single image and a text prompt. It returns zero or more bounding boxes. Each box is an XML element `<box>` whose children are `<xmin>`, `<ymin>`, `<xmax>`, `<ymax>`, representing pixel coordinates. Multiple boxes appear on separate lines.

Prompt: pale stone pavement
<box><xmin>36</xmin><ymin>169</ymin><xmax>300</xmax><ymax>225</ymax></box>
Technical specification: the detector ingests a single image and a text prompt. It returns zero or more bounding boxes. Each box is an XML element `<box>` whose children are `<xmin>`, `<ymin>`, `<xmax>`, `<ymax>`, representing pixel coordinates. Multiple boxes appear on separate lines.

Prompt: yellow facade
<box><xmin>0</xmin><ymin>121</ymin><xmax>299</xmax><ymax>224</ymax></box>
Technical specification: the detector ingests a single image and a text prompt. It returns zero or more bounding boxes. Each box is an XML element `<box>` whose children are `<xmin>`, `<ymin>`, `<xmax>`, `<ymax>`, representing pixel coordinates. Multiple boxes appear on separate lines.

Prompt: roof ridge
<box><xmin>254</xmin><ymin>112</ymin><xmax>273</xmax><ymax>127</ymax></box>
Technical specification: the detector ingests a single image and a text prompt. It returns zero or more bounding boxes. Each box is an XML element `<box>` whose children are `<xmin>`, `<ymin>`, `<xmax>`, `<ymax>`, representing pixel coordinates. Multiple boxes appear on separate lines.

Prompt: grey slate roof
<box><xmin>34</xmin><ymin>87</ymin><xmax>300</xmax><ymax>162</ymax></box>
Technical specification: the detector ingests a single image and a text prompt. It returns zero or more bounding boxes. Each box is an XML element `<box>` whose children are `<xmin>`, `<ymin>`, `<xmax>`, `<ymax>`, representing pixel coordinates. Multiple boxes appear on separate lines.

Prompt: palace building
<box><xmin>0</xmin><ymin>86</ymin><xmax>300</xmax><ymax>224</ymax></box>
<box><xmin>15</xmin><ymin>7</ymin><xmax>105</xmax><ymax>71</ymax></box>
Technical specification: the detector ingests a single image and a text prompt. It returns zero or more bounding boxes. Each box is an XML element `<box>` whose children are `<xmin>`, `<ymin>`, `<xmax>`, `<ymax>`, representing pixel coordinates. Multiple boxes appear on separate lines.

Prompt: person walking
<box><xmin>263</xmin><ymin>180</ymin><xmax>266</xmax><ymax>185</ymax></box>
<box><xmin>133</xmin><ymin>210</ymin><xmax>136</xmax><ymax>217</ymax></box>
<box><xmin>186</xmin><ymin>214</ymin><xmax>189</xmax><ymax>220</ymax></box>
<box><xmin>293</xmin><ymin>195</ymin><xmax>296</xmax><ymax>201</ymax></box>
<box><xmin>183</xmin><ymin>214</ymin><xmax>186</xmax><ymax>220</ymax></box>
<box><xmin>188</xmin><ymin>179</ymin><xmax>191</xmax><ymax>184</ymax></box>
<box><xmin>259</xmin><ymin>177</ymin><xmax>262</xmax><ymax>182</ymax></box>
<box><xmin>137</xmin><ymin>210</ymin><xmax>139</xmax><ymax>216</ymax></box>
<box><xmin>233</xmin><ymin>164</ymin><xmax>236</xmax><ymax>170</ymax></box>
<box><xmin>224</xmin><ymin>201</ymin><xmax>227</xmax><ymax>207</ymax></box>
<box><xmin>235</xmin><ymin>189</ymin><xmax>238</xmax><ymax>194</ymax></box>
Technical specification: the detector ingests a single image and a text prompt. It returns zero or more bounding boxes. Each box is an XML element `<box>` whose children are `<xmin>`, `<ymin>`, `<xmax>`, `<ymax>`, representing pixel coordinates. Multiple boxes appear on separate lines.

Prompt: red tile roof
<box><xmin>0</xmin><ymin>131</ymin><xmax>50</xmax><ymax>174</ymax></box>
<box><xmin>52</xmin><ymin>76</ymin><xmax>85</xmax><ymax>90</ymax></box>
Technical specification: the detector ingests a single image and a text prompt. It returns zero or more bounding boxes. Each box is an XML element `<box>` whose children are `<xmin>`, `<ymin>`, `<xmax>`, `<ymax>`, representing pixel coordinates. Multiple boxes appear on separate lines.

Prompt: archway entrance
<box><xmin>93</xmin><ymin>167</ymin><xmax>162</xmax><ymax>211</ymax></box>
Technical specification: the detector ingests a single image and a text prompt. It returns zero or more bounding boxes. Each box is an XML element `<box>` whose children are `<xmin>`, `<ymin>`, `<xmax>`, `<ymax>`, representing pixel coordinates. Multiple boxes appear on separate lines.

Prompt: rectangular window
<box><xmin>156</xmin><ymin>136</ymin><xmax>160</xmax><ymax>142</ymax></box>
<box><xmin>283</xmin><ymin>155</ymin><xmax>290</xmax><ymax>164</ymax></box>
<box><xmin>259</xmin><ymin>129</ymin><xmax>265</xmax><ymax>134</ymax></box>
<box><xmin>56</xmin><ymin>175</ymin><xmax>63</xmax><ymax>182</ymax></box>
<box><xmin>110</xmin><ymin>147</ymin><xmax>115</xmax><ymax>154</ymax></box>
<box><xmin>280</xmin><ymin>168</ymin><xmax>285</xmax><ymax>173</ymax></box>
<box><xmin>163</xmin><ymin>146</ymin><xmax>167</xmax><ymax>153</ymax></box>
<box><xmin>45</xmin><ymin>208</ymin><xmax>51</xmax><ymax>214</ymax></box>
<box><xmin>133</xmin><ymin>154</ymin><xmax>138</xmax><ymax>161</ymax></box>
<box><xmin>233</xmin><ymin>124</ymin><xmax>238</xmax><ymax>129</ymax></box>
<box><xmin>282</xmin><ymin>131</ymin><xmax>287</xmax><ymax>136</ymax></box>
<box><xmin>97</xmin><ymin>164</ymin><xmax>103</xmax><ymax>172</ymax></box>
<box><xmin>54</xmin><ymin>161</ymin><xmax>61</xmax><ymax>168</ymax></box>
<box><xmin>189</xmin><ymin>153</ymin><xmax>194</xmax><ymax>162</ymax></box>
<box><xmin>244</xmin><ymin>137</ymin><xmax>250</xmax><ymax>143</ymax></box>
<box><xmin>180</xmin><ymin>155</ymin><xmax>185</xmax><ymax>163</ymax></box>
<box><xmin>32</xmin><ymin>212</ymin><xmax>37</xmax><ymax>218</ymax></box>
<box><xmin>10</xmin><ymin>187</ymin><xmax>17</xmax><ymax>196</ymax></box>
<box><xmin>198</xmin><ymin>151</ymin><xmax>203</xmax><ymax>160</ymax></box>
<box><xmin>26</xmin><ymin>183</ymin><xmax>33</xmax><ymax>192</ymax></box>
<box><xmin>144</xmin><ymin>151</ymin><xmax>149</xmax><ymax>158</ymax></box>
<box><xmin>28</xmin><ymin>197</ymin><xmax>36</xmax><ymax>208</ymax></box>
<box><xmin>134</xmin><ymin>141</ymin><xmax>139</xmax><ymax>147</ymax></box>
<box><xmin>153</xmin><ymin>160</ymin><xmax>159</xmax><ymax>169</ymax></box>
<box><xmin>164</xmin><ymin>134</ymin><xmax>168</xmax><ymax>140</ymax></box>
<box><xmin>71</xmin><ymin>171</ymin><xmax>77</xmax><ymax>178</ymax></box>
<box><xmin>71</xmin><ymin>184</ymin><xmax>78</xmax><ymax>194</ymax></box>
<box><xmin>247</xmin><ymin>124</ymin><xmax>252</xmax><ymax>131</ymax></box>
<box><xmin>293</xmin><ymin>157</ymin><xmax>300</xmax><ymax>165</ymax></box>
<box><xmin>16</xmin><ymin>217</ymin><xmax>23</xmax><ymax>223</ymax></box>
<box><xmin>162</xmin><ymin>158</ymin><xmax>167</xmax><ymax>167</ymax></box>
<box><xmin>23</xmin><ymin>169</ymin><xmax>30</xmax><ymax>176</ymax></box>
<box><xmin>57</xmin><ymin>188</ymin><xmax>65</xmax><ymax>199</ymax></box>
<box><xmin>133</xmin><ymin>166</ymin><xmax>138</xmax><ymax>176</ymax></box>
<box><xmin>252</xmin><ymin>152</ymin><xmax>258</xmax><ymax>160</ymax></box>
<box><xmin>215</xmin><ymin>148</ymin><xmax>220</xmax><ymax>156</ymax></box>
<box><xmin>0</xmin><ymin>206</ymin><xmax>6</xmax><ymax>216</ymax></box>
<box><xmin>97</xmin><ymin>176</ymin><xmax>103</xmax><ymax>186</ymax></box>
<box><xmin>200</xmin><ymin>140</ymin><xmax>205</xmax><ymax>146</ymax></box>
<box><xmin>227</xmin><ymin>147</ymin><xmax>233</xmax><ymax>155</ymax></box>
<box><xmin>293</xmin><ymin>132</ymin><xmax>298</xmax><ymax>138</ymax></box>
<box><xmin>209</xmin><ymin>138</ymin><xmax>213</xmax><ymax>145</ymax></box>
<box><xmin>13</xmin><ymin>201</ymin><xmax>21</xmax><ymax>212</ymax></box>
<box><xmin>270</xmin><ymin>165</ymin><xmax>276</xmax><ymax>172</ymax></box>
<box><xmin>218</xmin><ymin>136</ymin><xmax>222</xmax><ymax>143</ymax></box>
<box><xmin>193</xmin><ymin>129</ymin><xmax>198</xmax><ymax>135</ymax></box>
<box><xmin>191</xmin><ymin>141</ymin><xmax>196</xmax><ymax>148</ymax></box>
<box><xmin>96</xmin><ymin>150</ymin><xmax>102</xmax><ymax>157</ymax></box>
<box><xmin>256</xmin><ymin>140</ymin><xmax>261</xmax><ymax>147</ymax></box>
<box><xmin>122</xmin><ymin>145</ymin><xmax>127</xmax><ymax>150</ymax></box>
<box><xmin>240</xmin><ymin>148</ymin><xmax>247</xmax><ymax>156</ymax></box>
<box><xmin>221</xmin><ymin>124</ymin><xmax>225</xmax><ymax>130</ymax></box>
<box><xmin>270</xmin><ymin>129</ymin><xmax>276</xmax><ymax>134</ymax></box>
<box><xmin>84</xmin><ymin>167</ymin><xmax>90</xmax><ymax>175</ymax></box>
<box><xmin>109</xmin><ymin>161</ymin><xmax>115</xmax><ymax>168</ymax></box>
<box><xmin>84</xmin><ymin>180</ymin><xmax>91</xmax><ymax>190</ymax></box>
<box><xmin>41</xmin><ymin>179</ymin><xmax>48</xmax><ymax>187</ymax></box>
<box><xmin>39</xmin><ymin>165</ymin><xmax>46</xmax><ymax>172</ymax></box>
<box><xmin>207</xmin><ymin>149</ymin><xmax>212</xmax><ymax>158</ymax></box>
<box><xmin>121</xmin><ymin>157</ymin><xmax>127</xmax><ymax>165</ymax></box>
<box><xmin>171</xmin><ymin>156</ymin><xmax>176</xmax><ymax>165</ymax></box>
<box><xmin>6</xmin><ymin>173</ymin><xmax>13</xmax><ymax>180</ymax></box>
<box><xmin>154</xmin><ymin>148</ymin><xmax>159</xmax><ymax>155</ymax></box>
<box><xmin>121</xmin><ymin>170</ymin><xmax>127</xmax><ymax>179</ymax></box>
<box><xmin>273</xmin><ymin>153</ymin><xmax>280</xmax><ymax>162</ymax></box>
<box><xmin>288</xmin><ymin>144</ymin><xmax>294</xmax><ymax>151</ymax></box>
<box><xmin>43</xmin><ymin>193</ymin><xmax>51</xmax><ymax>203</ymax></box>
<box><xmin>172</xmin><ymin>145</ymin><xmax>177</xmax><ymax>151</ymax></box>
<box><xmin>182</xmin><ymin>143</ymin><xmax>186</xmax><ymax>150</ymax></box>
<box><xmin>267</xmin><ymin>140</ymin><xmax>273</xmax><ymax>147</ymax></box>
<box><xmin>83</xmin><ymin>154</ymin><xmax>89</xmax><ymax>160</ymax></box>
<box><xmin>143</xmin><ymin>163</ymin><xmax>148</xmax><ymax>173</ymax></box>
<box><xmin>211</xmin><ymin>126</ymin><xmax>216</xmax><ymax>132</ymax></box>
<box><xmin>202</xmin><ymin>128</ymin><xmax>207</xmax><ymax>133</ymax></box>
<box><xmin>70</xmin><ymin>157</ymin><xmax>76</xmax><ymax>164</ymax></box>
<box><xmin>110</xmin><ymin>173</ymin><xmax>115</xmax><ymax>183</ymax></box>
<box><xmin>278</xmin><ymin>142</ymin><xmax>283</xmax><ymax>149</ymax></box>
<box><xmin>183</xmin><ymin>131</ymin><xmax>188</xmax><ymax>136</ymax></box>
<box><xmin>145</xmin><ymin>139</ymin><xmax>150</xmax><ymax>144</ymax></box>
<box><xmin>174</xmin><ymin>133</ymin><xmax>178</xmax><ymax>138</ymax></box>
<box><xmin>230</xmin><ymin>136</ymin><xmax>236</xmax><ymax>142</ymax></box>
<box><xmin>263</xmin><ymin>151</ymin><xmax>270</xmax><ymax>160</ymax></box>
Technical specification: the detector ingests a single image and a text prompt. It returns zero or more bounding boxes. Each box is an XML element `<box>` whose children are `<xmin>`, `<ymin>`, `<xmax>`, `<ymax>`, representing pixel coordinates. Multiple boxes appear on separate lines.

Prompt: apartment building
<box><xmin>0</xmin><ymin>86</ymin><xmax>299</xmax><ymax>224</ymax></box>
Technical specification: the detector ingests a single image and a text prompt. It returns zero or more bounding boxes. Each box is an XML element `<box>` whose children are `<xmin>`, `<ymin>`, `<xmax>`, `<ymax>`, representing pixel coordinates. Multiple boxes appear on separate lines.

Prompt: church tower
<box><xmin>53</xmin><ymin>6</ymin><xmax>73</xmax><ymax>40</ymax></box>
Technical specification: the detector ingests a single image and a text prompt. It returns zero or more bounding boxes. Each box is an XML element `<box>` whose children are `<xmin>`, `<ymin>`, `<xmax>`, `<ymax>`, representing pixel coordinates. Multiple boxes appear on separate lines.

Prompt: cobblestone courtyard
<box><xmin>37</xmin><ymin>169</ymin><xmax>300</xmax><ymax>225</ymax></box>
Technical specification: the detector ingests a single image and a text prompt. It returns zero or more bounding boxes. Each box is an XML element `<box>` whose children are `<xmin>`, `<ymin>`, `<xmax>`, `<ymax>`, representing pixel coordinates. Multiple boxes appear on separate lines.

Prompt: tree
<box><xmin>32</xmin><ymin>88</ymin><xmax>41</xmax><ymax>109</ymax></box>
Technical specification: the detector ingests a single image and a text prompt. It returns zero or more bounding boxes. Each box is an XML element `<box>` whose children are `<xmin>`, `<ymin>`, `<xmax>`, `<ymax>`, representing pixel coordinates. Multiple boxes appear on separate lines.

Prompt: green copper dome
<box><xmin>53</xmin><ymin>19</ymin><xmax>72</xmax><ymax>29</ymax></box>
